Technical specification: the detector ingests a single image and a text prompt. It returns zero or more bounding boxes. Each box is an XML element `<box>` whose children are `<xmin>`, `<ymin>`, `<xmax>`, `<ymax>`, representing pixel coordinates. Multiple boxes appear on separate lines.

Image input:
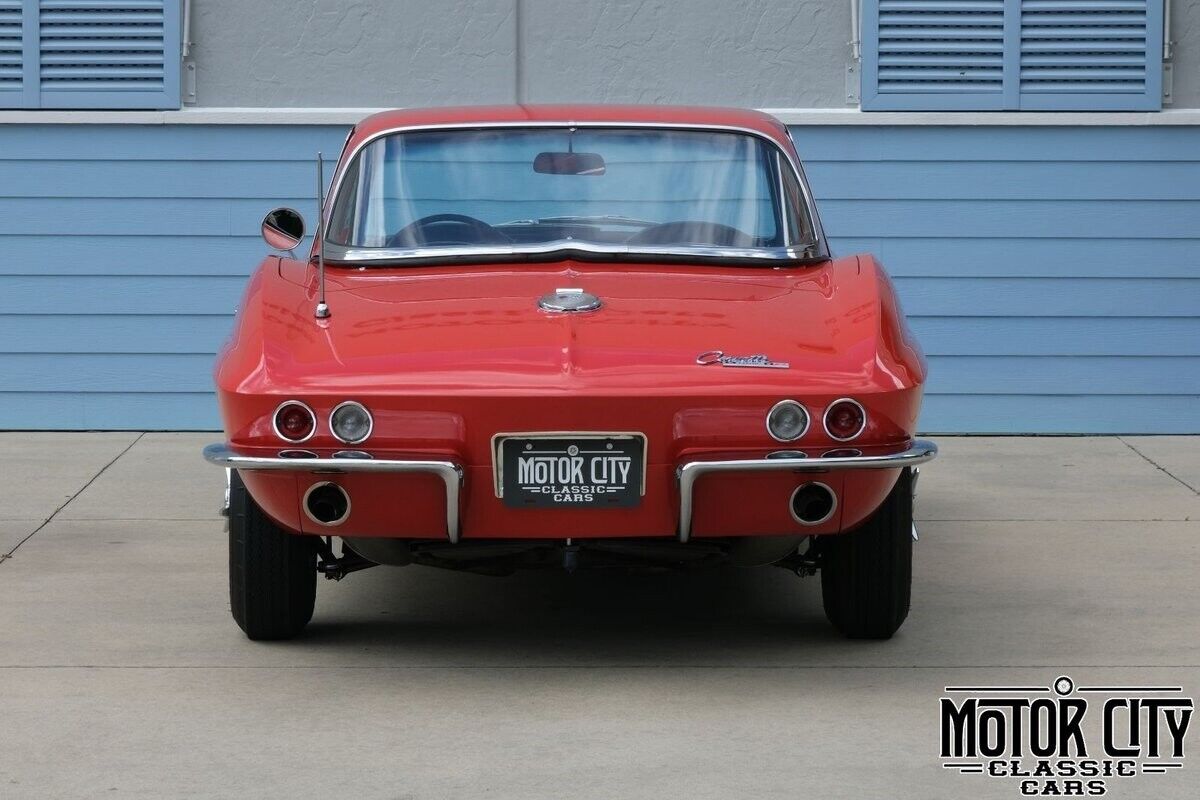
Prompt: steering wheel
<box><xmin>386</xmin><ymin>214</ymin><xmax>510</xmax><ymax>248</ymax></box>
<box><xmin>627</xmin><ymin>221</ymin><xmax>756</xmax><ymax>248</ymax></box>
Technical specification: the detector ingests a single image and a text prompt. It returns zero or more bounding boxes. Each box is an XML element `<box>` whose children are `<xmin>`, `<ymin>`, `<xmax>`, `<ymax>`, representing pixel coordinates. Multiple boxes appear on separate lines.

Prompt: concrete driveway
<box><xmin>1</xmin><ymin>434</ymin><xmax>1197</xmax><ymax>799</ymax></box>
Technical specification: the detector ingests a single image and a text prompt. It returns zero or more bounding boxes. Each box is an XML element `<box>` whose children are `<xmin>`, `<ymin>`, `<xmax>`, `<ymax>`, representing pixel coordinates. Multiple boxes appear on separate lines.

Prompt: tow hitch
<box><xmin>315</xmin><ymin>537</ymin><xmax>378</xmax><ymax>581</ymax></box>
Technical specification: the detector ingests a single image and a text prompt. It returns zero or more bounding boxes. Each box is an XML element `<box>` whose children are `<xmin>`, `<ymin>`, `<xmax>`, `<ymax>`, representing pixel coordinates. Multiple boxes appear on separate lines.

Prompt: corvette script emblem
<box><xmin>696</xmin><ymin>350</ymin><xmax>790</xmax><ymax>369</ymax></box>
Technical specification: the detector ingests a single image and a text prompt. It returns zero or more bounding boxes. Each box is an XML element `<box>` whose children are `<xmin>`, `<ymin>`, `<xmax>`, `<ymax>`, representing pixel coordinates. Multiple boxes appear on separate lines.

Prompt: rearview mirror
<box><xmin>261</xmin><ymin>207</ymin><xmax>306</xmax><ymax>252</ymax></box>
<box><xmin>533</xmin><ymin>151</ymin><xmax>606</xmax><ymax>176</ymax></box>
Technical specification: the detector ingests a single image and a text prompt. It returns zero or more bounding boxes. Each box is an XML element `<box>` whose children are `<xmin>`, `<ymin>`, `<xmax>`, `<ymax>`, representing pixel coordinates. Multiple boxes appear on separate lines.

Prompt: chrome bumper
<box><xmin>202</xmin><ymin>444</ymin><xmax>464</xmax><ymax>543</ymax></box>
<box><xmin>675</xmin><ymin>439</ymin><xmax>938</xmax><ymax>543</ymax></box>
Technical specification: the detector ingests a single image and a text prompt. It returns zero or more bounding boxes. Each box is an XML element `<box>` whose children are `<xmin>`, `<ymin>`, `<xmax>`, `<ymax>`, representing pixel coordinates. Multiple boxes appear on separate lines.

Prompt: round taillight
<box><xmin>824</xmin><ymin>398</ymin><xmax>866</xmax><ymax>441</ymax></box>
<box><xmin>330</xmin><ymin>401</ymin><xmax>373</xmax><ymax>444</ymax></box>
<box><xmin>766</xmin><ymin>399</ymin><xmax>809</xmax><ymax>442</ymax></box>
<box><xmin>273</xmin><ymin>401</ymin><xmax>316</xmax><ymax>442</ymax></box>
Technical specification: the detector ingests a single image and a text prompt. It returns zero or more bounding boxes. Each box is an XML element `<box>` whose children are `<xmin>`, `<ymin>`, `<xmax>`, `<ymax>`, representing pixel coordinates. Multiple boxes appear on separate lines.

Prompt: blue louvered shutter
<box><xmin>1018</xmin><ymin>0</ymin><xmax>1162</xmax><ymax>109</ymax></box>
<box><xmin>862</xmin><ymin>0</ymin><xmax>1011</xmax><ymax>110</ymax></box>
<box><xmin>862</xmin><ymin>0</ymin><xmax>1163</xmax><ymax>110</ymax></box>
<box><xmin>0</xmin><ymin>0</ymin><xmax>27</xmax><ymax>105</ymax></box>
<box><xmin>1</xmin><ymin>0</ymin><xmax>181</xmax><ymax>109</ymax></box>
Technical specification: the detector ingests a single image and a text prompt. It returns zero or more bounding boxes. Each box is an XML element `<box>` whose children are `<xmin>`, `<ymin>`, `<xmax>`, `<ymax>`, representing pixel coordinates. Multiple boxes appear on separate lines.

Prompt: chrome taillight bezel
<box><xmin>272</xmin><ymin>400</ymin><xmax>317</xmax><ymax>443</ymax></box>
<box><xmin>765</xmin><ymin>399</ymin><xmax>810</xmax><ymax>442</ymax></box>
<box><xmin>823</xmin><ymin>397</ymin><xmax>867</xmax><ymax>442</ymax></box>
<box><xmin>329</xmin><ymin>400</ymin><xmax>374</xmax><ymax>445</ymax></box>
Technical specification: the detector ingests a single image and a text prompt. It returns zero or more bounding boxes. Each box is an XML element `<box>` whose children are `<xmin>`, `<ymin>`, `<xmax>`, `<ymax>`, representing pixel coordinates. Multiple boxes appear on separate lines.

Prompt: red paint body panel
<box><xmin>219</xmin><ymin>255</ymin><xmax>925</xmax><ymax>539</ymax></box>
<box><xmin>214</xmin><ymin>106</ymin><xmax>928</xmax><ymax>541</ymax></box>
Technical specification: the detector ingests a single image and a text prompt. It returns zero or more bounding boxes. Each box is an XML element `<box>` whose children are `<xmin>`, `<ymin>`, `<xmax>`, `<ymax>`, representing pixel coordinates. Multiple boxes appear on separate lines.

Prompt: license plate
<box><xmin>494</xmin><ymin>433</ymin><xmax>646</xmax><ymax>508</ymax></box>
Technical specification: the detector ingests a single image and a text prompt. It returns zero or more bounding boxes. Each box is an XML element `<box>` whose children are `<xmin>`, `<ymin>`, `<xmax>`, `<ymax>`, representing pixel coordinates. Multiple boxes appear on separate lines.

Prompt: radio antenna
<box><xmin>314</xmin><ymin>151</ymin><xmax>330</xmax><ymax>319</ymax></box>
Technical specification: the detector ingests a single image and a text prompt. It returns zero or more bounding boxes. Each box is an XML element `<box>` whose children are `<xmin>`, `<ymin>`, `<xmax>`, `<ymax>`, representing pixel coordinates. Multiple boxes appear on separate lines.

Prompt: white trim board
<box><xmin>1</xmin><ymin>107</ymin><xmax>1199</xmax><ymax>126</ymax></box>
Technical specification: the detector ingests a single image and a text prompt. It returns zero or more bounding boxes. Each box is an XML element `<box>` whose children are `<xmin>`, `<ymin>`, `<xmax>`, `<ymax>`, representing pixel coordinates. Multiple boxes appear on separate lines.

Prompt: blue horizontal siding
<box><xmin>0</xmin><ymin>160</ymin><xmax>317</xmax><ymax>198</ymax></box>
<box><xmin>0</xmin><ymin>197</ymin><xmax>312</xmax><ymax>236</ymax></box>
<box><xmin>920</xmin><ymin>396</ymin><xmax>1200</xmax><ymax>435</ymax></box>
<box><xmin>0</xmin><ymin>123</ymin><xmax>1196</xmax><ymax>433</ymax></box>
<box><xmin>791</xmin><ymin>126</ymin><xmax>1199</xmax><ymax>161</ymax></box>
<box><xmin>0</xmin><ymin>235</ymin><xmax>263</xmax><ymax>276</ymax></box>
<box><xmin>0</xmin><ymin>393</ymin><xmax>217</xmax><ymax>430</ymax></box>
<box><xmin>807</xmin><ymin>162</ymin><xmax>1200</xmax><ymax>201</ymax></box>
<box><xmin>828</xmin><ymin>238</ymin><xmax>1199</xmax><ymax>278</ymax></box>
<box><xmin>819</xmin><ymin>200</ymin><xmax>1197</xmax><ymax>239</ymax></box>
<box><xmin>0</xmin><ymin>125</ymin><xmax>347</xmax><ymax>160</ymax></box>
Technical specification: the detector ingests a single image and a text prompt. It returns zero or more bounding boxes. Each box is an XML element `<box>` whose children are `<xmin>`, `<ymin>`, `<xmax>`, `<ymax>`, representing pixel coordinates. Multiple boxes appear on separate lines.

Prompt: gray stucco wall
<box><xmin>189</xmin><ymin>0</ymin><xmax>853</xmax><ymax>108</ymax></box>
<box><xmin>190</xmin><ymin>0</ymin><xmax>1197</xmax><ymax>109</ymax></box>
<box><xmin>189</xmin><ymin>1</ymin><xmax>519</xmax><ymax>107</ymax></box>
<box><xmin>192</xmin><ymin>0</ymin><xmax>1195</xmax><ymax>110</ymax></box>
<box><xmin>1173</xmin><ymin>0</ymin><xmax>1200</xmax><ymax>107</ymax></box>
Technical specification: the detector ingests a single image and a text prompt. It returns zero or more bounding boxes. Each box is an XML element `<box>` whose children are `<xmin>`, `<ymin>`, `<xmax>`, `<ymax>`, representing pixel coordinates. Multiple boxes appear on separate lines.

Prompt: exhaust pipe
<box><xmin>303</xmin><ymin>482</ymin><xmax>350</xmax><ymax>526</ymax></box>
<box><xmin>790</xmin><ymin>481</ymin><xmax>836</xmax><ymax>526</ymax></box>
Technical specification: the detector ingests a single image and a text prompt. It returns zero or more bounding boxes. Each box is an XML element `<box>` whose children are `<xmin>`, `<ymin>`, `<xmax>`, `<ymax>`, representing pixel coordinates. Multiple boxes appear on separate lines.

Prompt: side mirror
<box><xmin>261</xmin><ymin>207</ymin><xmax>306</xmax><ymax>252</ymax></box>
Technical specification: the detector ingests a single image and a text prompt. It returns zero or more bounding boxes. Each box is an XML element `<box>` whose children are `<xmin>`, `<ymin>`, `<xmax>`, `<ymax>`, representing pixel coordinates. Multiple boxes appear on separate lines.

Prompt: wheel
<box><xmin>228</xmin><ymin>470</ymin><xmax>317</xmax><ymax>640</ymax></box>
<box><xmin>820</xmin><ymin>468</ymin><xmax>913</xmax><ymax>639</ymax></box>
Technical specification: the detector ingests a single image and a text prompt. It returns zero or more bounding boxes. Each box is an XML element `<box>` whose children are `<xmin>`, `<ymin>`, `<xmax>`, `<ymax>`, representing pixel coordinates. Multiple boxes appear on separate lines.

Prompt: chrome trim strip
<box><xmin>766</xmin><ymin>398</ymin><xmax>810</xmax><ymax>442</ymax></box>
<box><xmin>333</xmin><ymin>241</ymin><xmax>817</xmax><ymax>264</ymax></box>
<box><xmin>322</xmin><ymin>120</ymin><xmax>828</xmax><ymax>263</ymax></box>
<box><xmin>329</xmin><ymin>400</ymin><xmax>374</xmax><ymax>444</ymax></box>
<box><xmin>789</xmin><ymin>481</ymin><xmax>837</xmax><ymax>527</ymax></box>
<box><xmin>271</xmin><ymin>400</ymin><xmax>317</xmax><ymax>444</ymax></box>
<box><xmin>675</xmin><ymin>438</ymin><xmax>937</xmax><ymax>543</ymax></box>
<box><xmin>203</xmin><ymin>443</ymin><xmax>464</xmax><ymax>543</ymax></box>
<box><xmin>823</xmin><ymin>397</ymin><xmax>868</xmax><ymax>442</ymax></box>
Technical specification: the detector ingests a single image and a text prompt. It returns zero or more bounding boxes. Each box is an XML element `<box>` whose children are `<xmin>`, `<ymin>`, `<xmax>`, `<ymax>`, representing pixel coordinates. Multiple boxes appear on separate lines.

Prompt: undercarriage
<box><xmin>318</xmin><ymin>534</ymin><xmax>821</xmax><ymax>579</ymax></box>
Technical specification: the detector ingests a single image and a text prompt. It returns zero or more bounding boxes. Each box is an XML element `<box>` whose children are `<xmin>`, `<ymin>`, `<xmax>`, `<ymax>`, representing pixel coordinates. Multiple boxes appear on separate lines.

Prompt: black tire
<box><xmin>820</xmin><ymin>468</ymin><xmax>913</xmax><ymax>639</ymax></box>
<box><xmin>228</xmin><ymin>470</ymin><xmax>317</xmax><ymax>640</ymax></box>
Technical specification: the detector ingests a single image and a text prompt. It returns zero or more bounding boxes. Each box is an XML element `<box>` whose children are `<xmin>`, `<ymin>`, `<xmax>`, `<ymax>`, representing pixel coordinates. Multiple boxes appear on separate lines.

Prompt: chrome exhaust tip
<box><xmin>303</xmin><ymin>481</ymin><xmax>350</xmax><ymax>526</ymax></box>
<box><xmin>790</xmin><ymin>481</ymin><xmax>836</xmax><ymax>526</ymax></box>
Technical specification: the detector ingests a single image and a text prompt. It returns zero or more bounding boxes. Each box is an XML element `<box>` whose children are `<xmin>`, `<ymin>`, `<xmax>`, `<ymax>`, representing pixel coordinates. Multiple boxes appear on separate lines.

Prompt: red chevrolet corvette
<box><xmin>204</xmin><ymin>105</ymin><xmax>936</xmax><ymax>641</ymax></box>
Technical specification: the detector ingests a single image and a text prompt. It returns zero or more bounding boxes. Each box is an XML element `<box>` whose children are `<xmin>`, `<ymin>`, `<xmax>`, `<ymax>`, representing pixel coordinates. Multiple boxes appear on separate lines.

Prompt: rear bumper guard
<box><xmin>202</xmin><ymin>444</ymin><xmax>464</xmax><ymax>543</ymax></box>
<box><xmin>205</xmin><ymin>439</ymin><xmax>936</xmax><ymax>547</ymax></box>
<box><xmin>675</xmin><ymin>439</ymin><xmax>938</xmax><ymax>543</ymax></box>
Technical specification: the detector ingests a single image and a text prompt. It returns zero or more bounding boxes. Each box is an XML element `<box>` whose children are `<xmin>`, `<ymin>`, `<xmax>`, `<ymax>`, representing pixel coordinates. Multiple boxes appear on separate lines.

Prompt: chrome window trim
<box><xmin>789</xmin><ymin>481</ymin><xmax>837</xmax><ymax>527</ymax></box>
<box><xmin>329</xmin><ymin>400</ymin><xmax>374</xmax><ymax>444</ymax></box>
<box><xmin>823</xmin><ymin>397</ymin><xmax>868</xmax><ymax>442</ymax></box>
<box><xmin>203</xmin><ymin>444</ymin><xmax>464</xmax><ymax>543</ymax></box>
<box><xmin>271</xmin><ymin>400</ymin><xmax>317</xmax><ymax>444</ymax></box>
<box><xmin>675</xmin><ymin>439</ymin><xmax>937</xmax><ymax>542</ymax></box>
<box><xmin>334</xmin><ymin>241</ymin><xmax>817</xmax><ymax>264</ymax></box>
<box><xmin>766</xmin><ymin>399</ymin><xmax>810</xmax><ymax>442</ymax></box>
<box><xmin>321</xmin><ymin>120</ymin><xmax>829</xmax><ymax>264</ymax></box>
<box><xmin>783</xmin><ymin>125</ymin><xmax>830</xmax><ymax>256</ymax></box>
